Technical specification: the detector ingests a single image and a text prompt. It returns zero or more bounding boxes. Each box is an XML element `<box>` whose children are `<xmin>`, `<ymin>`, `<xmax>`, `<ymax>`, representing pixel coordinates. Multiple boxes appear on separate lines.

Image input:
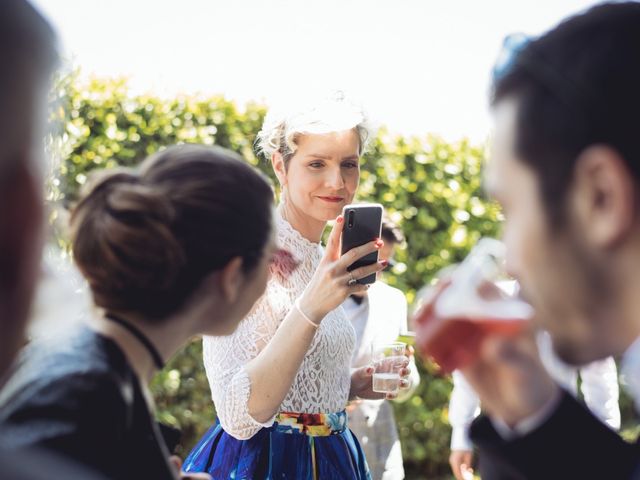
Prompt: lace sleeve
<box><xmin>202</xmin><ymin>281</ymin><xmax>287</xmax><ymax>440</ymax></box>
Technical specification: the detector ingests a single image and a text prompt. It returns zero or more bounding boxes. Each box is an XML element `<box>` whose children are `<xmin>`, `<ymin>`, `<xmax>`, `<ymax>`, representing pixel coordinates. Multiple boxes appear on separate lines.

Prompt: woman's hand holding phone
<box><xmin>298</xmin><ymin>215</ymin><xmax>387</xmax><ymax>324</ymax></box>
<box><xmin>341</xmin><ymin>204</ymin><xmax>384</xmax><ymax>284</ymax></box>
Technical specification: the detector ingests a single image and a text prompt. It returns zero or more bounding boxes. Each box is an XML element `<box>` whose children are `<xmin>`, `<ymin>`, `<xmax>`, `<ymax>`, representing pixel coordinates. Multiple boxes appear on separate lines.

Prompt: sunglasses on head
<box><xmin>492</xmin><ymin>33</ymin><xmax>604</xmax><ymax>119</ymax></box>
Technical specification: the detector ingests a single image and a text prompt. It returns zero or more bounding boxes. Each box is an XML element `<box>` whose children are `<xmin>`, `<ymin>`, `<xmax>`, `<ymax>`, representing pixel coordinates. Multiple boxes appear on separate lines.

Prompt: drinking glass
<box><xmin>371</xmin><ymin>342</ymin><xmax>407</xmax><ymax>394</ymax></box>
<box><xmin>414</xmin><ymin>238</ymin><xmax>533</xmax><ymax>373</ymax></box>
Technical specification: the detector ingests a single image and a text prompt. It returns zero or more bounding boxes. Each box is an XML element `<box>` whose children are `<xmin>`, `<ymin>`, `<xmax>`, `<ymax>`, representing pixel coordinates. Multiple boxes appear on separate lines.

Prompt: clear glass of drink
<box><xmin>414</xmin><ymin>238</ymin><xmax>534</xmax><ymax>373</ymax></box>
<box><xmin>371</xmin><ymin>342</ymin><xmax>407</xmax><ymax>394</ymax></box>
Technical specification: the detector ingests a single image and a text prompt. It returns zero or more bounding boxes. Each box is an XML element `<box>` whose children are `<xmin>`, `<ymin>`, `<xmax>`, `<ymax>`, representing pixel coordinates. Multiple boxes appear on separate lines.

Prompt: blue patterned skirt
<box><xmin>183</xmin><ymin>410</ymin><xmax>371</xmax><ymax>479</ymax></box>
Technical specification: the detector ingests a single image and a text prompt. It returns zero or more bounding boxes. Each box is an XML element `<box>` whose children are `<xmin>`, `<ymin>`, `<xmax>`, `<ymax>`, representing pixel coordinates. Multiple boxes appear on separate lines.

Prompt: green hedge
<box><xmin>50</xmin><ymin>74</ymin><xmax>504</xmax><ymax>479</ymax></box>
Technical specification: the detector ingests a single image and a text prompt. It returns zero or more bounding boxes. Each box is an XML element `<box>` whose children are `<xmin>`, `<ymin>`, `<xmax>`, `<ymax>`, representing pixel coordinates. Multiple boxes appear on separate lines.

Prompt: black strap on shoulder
<box><xmin>104</xmin><ymin>313</ymin><xmax>164</xmax><ymax>370</ymax></box>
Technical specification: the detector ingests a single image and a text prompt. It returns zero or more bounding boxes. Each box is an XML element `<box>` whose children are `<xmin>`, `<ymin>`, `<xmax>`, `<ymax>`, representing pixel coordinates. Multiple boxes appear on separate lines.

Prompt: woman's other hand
<box><xmin>348</xmin><ymin>358</ymin><xmax>411</xmax><ymax>401</ymax></box>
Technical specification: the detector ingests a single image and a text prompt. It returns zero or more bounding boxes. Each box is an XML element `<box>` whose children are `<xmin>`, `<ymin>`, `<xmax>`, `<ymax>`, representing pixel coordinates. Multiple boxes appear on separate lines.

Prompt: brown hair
<box><xmin>491</xmin><ymin>2</ymin><xmax>640</xmax><ymax>225</ymax></box>
<box><xmin>70</xmin><ymin>144</ymin><xmax>274</xmax><ymax>320</ymax></box>
<box><xmin>381</xmin><ymin>216</ymin><xmax>405</xmax><ymax>245</ymax></box>
<box><xmin>0</xmin><ymin>0</ymin><xmax>57</xmax><ymax>180</ymax></box>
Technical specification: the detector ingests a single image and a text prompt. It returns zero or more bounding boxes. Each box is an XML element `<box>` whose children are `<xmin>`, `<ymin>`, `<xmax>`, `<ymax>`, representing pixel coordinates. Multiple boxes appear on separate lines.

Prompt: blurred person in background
<box><xmin>345</xmin><ymin>217</ymin><xmax>420</xmax><ymax>480</ymax></box>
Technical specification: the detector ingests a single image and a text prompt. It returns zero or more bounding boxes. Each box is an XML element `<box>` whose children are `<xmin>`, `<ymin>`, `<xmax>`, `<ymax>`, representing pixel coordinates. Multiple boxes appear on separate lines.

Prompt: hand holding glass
<box><xmin>371</xmin><ymin>342</ymin><xmax>407</xmax><ymax>394</ymax></box>
<box><xmin>414</xmin><ymin>238</ymin><xmax>533</xmax><ymax>373</ymax></box>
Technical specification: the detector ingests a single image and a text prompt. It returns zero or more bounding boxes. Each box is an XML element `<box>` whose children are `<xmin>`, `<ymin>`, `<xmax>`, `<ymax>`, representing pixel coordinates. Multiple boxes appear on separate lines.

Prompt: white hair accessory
<box><xmin>256</xmin><ymin>90</ymin><xmax>375</xmax><ymax>161</ymax></box>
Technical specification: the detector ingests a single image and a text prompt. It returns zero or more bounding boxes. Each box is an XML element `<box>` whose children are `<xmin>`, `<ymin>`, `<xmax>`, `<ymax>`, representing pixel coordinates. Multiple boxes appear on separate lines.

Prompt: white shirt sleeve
<box><xmin>579</xmin><ymin>356</ymin><xmax>621</xmax><ymax>430</ymax></box>
<box><xmin>449</xmin><ymin>370</ymin><xmax>481</xmax><ymax>451</ymax></box>
<box><xmin>393</xmin><ymin>291</ymin><xmax>421</xmax><ymax>401</ymax></box>
<box><xmin>202</xmin><ymin>288</ymin><xmax>283</xmax><ymax>440</ymax></box>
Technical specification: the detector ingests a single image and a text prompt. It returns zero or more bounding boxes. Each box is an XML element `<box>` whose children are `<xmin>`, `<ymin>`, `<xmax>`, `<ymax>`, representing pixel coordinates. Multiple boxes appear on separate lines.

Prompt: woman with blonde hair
<box><xmin>184</xmin><ymin>93</ymin><xmax>412</xmax><ymax>479</ymax></box>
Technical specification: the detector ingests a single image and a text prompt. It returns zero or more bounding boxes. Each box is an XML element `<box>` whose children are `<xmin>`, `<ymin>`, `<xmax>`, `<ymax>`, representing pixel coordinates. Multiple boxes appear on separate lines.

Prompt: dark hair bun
<box><xmin>71</xmin><ymin>145</ymin><xmax>273</xmax><ymax>320</ymax></box>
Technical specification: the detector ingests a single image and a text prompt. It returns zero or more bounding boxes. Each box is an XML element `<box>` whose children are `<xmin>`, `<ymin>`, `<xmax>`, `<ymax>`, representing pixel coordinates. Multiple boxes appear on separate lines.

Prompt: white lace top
<box><xmin>202</xmin><ymin>212</ymin><xmax>356</xmax><ymax>440</ymax></box>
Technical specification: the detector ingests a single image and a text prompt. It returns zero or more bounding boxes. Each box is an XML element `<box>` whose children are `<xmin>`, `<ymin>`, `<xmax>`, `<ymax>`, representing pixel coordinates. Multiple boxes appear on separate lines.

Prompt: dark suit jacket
<box><xmin>0</xmin><ymin>326</ymin><xmax>176</xmax><ymax>480</ymax></box>
<box><xmin>470</xmin><ymin>390</ymin><xmax>639</xmax><ymax>479</ymax></box>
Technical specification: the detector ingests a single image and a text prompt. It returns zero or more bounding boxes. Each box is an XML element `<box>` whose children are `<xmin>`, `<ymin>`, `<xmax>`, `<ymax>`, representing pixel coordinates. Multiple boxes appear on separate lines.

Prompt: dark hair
<box><xmin>70</xmin><ymin>144</ymin><xmax>274</xmax><ymax>320</ymax></box>
<box><xmin>0</xmin><ymin>0</ymin><xmax>57</xmax><ymax>96</ymax></box>
<box><xmin>0</xmin><ymin>0</ymin><xmax>57</xmax><ymax>179</ymax></box>
<box><xmin>381</xmin><ymin>216</ymin><xmax>405</xmax><ymax>245</ymax></box>
<box><xmin>492</xmin><ymin>2</ymin><xmax>640</xmax><ymax>224</ymax></box>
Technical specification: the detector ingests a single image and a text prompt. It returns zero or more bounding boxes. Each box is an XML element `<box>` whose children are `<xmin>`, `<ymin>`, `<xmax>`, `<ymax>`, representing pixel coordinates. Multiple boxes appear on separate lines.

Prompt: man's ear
<box><xmin>271</xmin><ymin>152</ymin><xmax>287</xmax><ymax>187</ymax></box>
<box><xmin>571</xmin><ymin>145</ymin><xmax>635</xmax><ymax>248</ymax></box>
<box><xmin>219</xmin><ymin>256</ymin><xmax>244</xmax><ymax>304</ymax></box>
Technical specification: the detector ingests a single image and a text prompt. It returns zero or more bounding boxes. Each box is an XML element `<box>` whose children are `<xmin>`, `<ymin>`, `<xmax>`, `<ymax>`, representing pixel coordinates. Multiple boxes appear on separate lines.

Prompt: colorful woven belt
<box><xmin>274</xmin><ymin>410</ymin><xmax>347</xmax><ymax>436</ymax></box>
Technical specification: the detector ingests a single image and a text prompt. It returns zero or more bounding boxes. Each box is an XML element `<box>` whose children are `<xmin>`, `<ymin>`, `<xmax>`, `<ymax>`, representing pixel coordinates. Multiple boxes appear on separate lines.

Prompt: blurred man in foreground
<box><xmin>459</xmin><ymin>2</ymin><xmax>640</xmax><ymax>478</ymax></box>
<box><xmin>0</xmin><ymin>0</ymin><xmax>57</xmax><ymax>387</ymax></box>
<box><xmin>0</xmin><ymin>1</ymin><xmax>101</xmax><ymax>477</ymax></box>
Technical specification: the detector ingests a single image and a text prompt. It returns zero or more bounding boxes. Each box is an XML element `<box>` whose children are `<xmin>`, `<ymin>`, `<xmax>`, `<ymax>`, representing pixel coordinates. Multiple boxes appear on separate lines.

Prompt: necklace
<box><xmin>105</xmin><ymin>313</ymin><xmax>165</xmax><ymax>370</ymax></box>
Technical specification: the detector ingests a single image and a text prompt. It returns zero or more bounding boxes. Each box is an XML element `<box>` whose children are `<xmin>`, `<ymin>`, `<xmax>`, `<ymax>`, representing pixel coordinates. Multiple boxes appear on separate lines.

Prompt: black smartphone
<box><xmin>341</xmin><ymin>203</ymin><xmax>383</xmax><ymax>284</ymax></box>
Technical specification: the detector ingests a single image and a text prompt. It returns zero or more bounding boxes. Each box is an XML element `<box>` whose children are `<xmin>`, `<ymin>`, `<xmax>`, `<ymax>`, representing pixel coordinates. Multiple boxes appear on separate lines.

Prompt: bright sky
<box><xmin>32</xmin><ymin>0</ymin><xmax>606</xmax><ymax>142</ymax></box>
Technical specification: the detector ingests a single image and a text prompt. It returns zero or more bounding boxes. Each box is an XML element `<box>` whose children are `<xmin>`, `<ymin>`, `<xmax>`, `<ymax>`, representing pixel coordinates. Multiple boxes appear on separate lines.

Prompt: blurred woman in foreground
<box><xmin>0</xmin><ymin>144</ymin><xmax>277</xmax><ymax>480</ymax></box>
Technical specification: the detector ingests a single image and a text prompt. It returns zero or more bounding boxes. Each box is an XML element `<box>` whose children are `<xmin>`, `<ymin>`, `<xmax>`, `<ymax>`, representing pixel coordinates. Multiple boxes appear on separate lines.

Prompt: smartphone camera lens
<box><xmin>347</xmin><ymin>210</ymin><xmax>355</xmax><ymax>228</ymax></box>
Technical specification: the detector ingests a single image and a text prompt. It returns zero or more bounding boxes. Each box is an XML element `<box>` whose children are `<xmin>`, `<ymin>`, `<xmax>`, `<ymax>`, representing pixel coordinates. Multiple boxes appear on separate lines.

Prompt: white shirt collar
<box><xmin>621</xmin><ymin>335</ymin><xmax>640</xmax><ymax>412</ymax></box>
